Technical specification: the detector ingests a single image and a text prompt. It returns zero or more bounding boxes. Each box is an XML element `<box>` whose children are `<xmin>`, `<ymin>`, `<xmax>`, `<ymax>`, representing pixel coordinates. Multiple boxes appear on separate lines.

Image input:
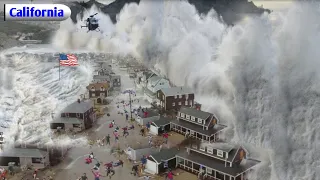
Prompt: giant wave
<box><xmin>1</xmin><ymin>0</ymin><xmax>319</xmax><ymax>180</ymax></box>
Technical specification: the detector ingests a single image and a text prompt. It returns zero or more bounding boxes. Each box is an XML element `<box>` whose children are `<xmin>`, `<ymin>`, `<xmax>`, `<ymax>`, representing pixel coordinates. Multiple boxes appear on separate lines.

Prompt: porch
<box><xmin>176</xmin><ymin>151</ymin><xmax>248</xmax><ymax>180</ymax></box>
<box><xmin>170</xmin><ymin>120</ymin><xmax>224</xmax><ymax>142</ymax></box>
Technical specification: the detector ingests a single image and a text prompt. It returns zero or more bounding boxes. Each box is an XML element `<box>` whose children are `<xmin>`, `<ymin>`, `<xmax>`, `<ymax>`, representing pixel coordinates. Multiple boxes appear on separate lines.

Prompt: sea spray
<box><xmin>48</xmin><ymin>1</ymin><xmax>320</xmax><ymax>180</ymax></box>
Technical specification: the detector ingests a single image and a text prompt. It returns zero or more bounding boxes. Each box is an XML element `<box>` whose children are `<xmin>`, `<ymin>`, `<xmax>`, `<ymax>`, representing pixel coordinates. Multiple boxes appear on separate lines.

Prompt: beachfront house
<box><xmin>87</xmin><ymin>82</ymin><xmax>110</xmax><ymax>104</ymax></box>
<box><xmin>0</xmin><ymin>148</ymin><xmax>49</xmax><ymax>169</ymax></box>
<box><xmin>144</xmin><ymin>75</ymin><xmax>171</xmax><ymax>103</ymax></box>
<box><xmin>145</xmin><ymin>148</ymin><xmax>180</xmax><ymax>175</ymax></box>
<box><xmin>156</xmin><ymin>86</ymin><xmax>195</xmax><ymax>112</ymax></box>
<box><xmin>125</xmin><ymin>142</ymin><xmax>158</xmax><ymax>162</ymax></box>
<box><xmin>150</xmin><ymin>116</ymin><xmax>171</xmax><ymax>135</ymax></box>
<box><xmin>50</xmin><ymin>100</ymin><xmax>96</xmax><ymax>132</ymax></box>
<box><xmin>176</xmin><ymin>143</ymin><xmax>260</xmax><ymax>180</ymax></box>
<box><xmin>170</xmin><ymin>107</ymin><xmax>226</xmax><ymax>142</ymax></box>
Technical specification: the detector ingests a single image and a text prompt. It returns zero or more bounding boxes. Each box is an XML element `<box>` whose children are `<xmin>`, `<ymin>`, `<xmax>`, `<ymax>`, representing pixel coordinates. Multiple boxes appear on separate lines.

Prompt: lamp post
<box><xmin>122</xmin><ymin>89</ymin><xmax>135</xmax><ymax>120</ymax></box>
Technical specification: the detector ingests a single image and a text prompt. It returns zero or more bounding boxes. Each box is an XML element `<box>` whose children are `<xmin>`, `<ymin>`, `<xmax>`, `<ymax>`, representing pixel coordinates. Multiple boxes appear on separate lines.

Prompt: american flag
<box><xmin>59</xmin><ymin>54</ymin><xmax>78</xmax><ymax>66</ymax></box>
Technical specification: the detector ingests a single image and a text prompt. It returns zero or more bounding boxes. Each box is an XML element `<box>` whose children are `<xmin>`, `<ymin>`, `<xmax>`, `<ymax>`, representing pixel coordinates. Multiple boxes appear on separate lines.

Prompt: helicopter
<box><xmin>81</xmin><ymin>13</ymin><xmax>100</xmax><ymax>33</ymax></box>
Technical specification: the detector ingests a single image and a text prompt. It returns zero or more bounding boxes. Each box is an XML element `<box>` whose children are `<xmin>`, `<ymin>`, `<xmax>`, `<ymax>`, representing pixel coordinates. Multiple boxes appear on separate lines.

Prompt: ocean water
<box><xmin>1</xmin><ymin>0</ymin><xmax>319</xmax><ymax>179</ymax></box>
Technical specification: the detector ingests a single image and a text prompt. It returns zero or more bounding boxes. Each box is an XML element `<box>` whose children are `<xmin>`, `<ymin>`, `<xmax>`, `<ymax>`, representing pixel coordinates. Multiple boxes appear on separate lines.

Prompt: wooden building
<box><xmin>50</xmin><ymin>100</ymin><xmax>96</xmax><ymax>130</ymax></box>
<box><xmin>170</xmin><ymin>107</ymin><xmax>226</xmax><ymax>142</ymax></box>
<box><xmin>150</xmin><ymin>116</ymin><xmax>171</xmax><ymax>135</ymax></box>
<box><xmin>0</xmin><ymin>148</ymin><xmax>49</xmax><ymax>169</ymax></box>
<box><xmin>146</xmin><ymin>148</ymin><xmax>180</xmax><ymax>175</ymax></box>
<box><xmin>87</xmin><ymin>82</ymin><xmax>110</xmax><ymax>104</ymax></box>
<box><xmin>156</xmin><ymin>86</ymin><xmax>194</xmax><ymax>112</ymax></box>
<box><xmin>176</xmin><ymin>143</ymin><xmax>260</xmax><ymax>180</ymax></box>
<box><xmin>125</xmin><ymin>142</ymin><xmax>158</xmax><ymax>162</ymax></box>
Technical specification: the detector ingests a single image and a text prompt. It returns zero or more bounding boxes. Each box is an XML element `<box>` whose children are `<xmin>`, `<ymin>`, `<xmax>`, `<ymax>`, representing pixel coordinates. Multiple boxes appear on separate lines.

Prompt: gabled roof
<box><xmin>177</xmin><ymin>150</ymin><xmax>260</xmax><ymax>177</ymax></box>
<box><xmin>62</xmin><ymin>100</ymin><xmax>93</xmax><ymax>114</ymax></box>
<box><xmin>202</xmin><ymin>142</ymin><xmax>234</xmax><ymax>153</ymax></box>
<box><xmin>93</xmin><ymin>75</ymin><xmax>110</xmax><ymax>80</ymax></box>
<box><xmin>87</xmin><ymin>82</ymin><xmax>109</xmax><ymax>90</ymax></box>
<box><xmin>148</xmin><ymin>76</ymin><xmax>162</xmax><ymax>85</ymax></box>
<box><xmin>150</xmin><ymin>148</ymin><xmax>180</xmax><ymax>163</ymax></box>
<box><xmin>152</xmin><ymin>116</ymin><xmax>171</xmax><ymax>127</ymax></box>
<box><xmin>160</xmin><ymin>86</ymin><xmax>193</xmax><ymax>96</ymax></box>
<box><xmin>0</xmin><ymin>148</ymin><xmax>47</xmax><ymax>158</ymax></box>
<box><xmin>179</xmin><ymin>107</ymin><xmax>211</xmax><ymax>120</ymax></box>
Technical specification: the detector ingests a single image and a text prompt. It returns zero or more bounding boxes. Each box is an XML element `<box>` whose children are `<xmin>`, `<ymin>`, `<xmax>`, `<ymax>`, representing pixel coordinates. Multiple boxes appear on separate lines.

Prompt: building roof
<box><xmin>62</xmin><ymin>100</ymin><xmax>93</xmax><ymax>114</ymax></box>
<box><xmin>179</xmin><ymin>107</ymin><xmax>212</xmax><ymax>120</ymax></box>
<box><xmin>171</xmin><ymin>119</ymin><xmax>226</xmax><ymax>136</ymax></box>
<box><xmin>160</xmin><ymin>86</ymin><xmax>193</xmax><ymax>96</ymax></box>
<box><xmin>0</xmin><ymin>148</ymin><xmax>47</xmax><ymax>158</ymax></box>
<box><xmin>93</xmin><ymin>75</ymin><xmax>110</xmax><ymax>80</ymax></box>
<box><xmin>148</xmin><ymin>76</ymin><xmax>161</xmax><ymax>84</ymax></box>
<box><xmin>177</xmin><ymin>151</ymin><xmax>260</xmax><ymax>177</ymax></box>
<box><xmin>137</xmin><ymin>109</ymin><xmax>159</xmax><ymax>119</ymax></box>
<box><xmin>51</xmin><ymin>117</ymin><xmax>82</xmax><ymax>124</ymax></box>
<box><xmin>202</xmin><ymin>143</ymin><xmax>234</xmax><ymax>153</ymax></box>
<box><xmin>150</xmin><ymin>148</ymin><xmax>180</xmax><ymax>163</ymax></box>
<box><xmin>152</xmin><ymin>116</ymin><xmax>171</xmax><ymax>127</ymax></box>
<box><xmin>87</xmin><ymin>82</ymin><xmax>109</xmax><ymax>90</ymax></box>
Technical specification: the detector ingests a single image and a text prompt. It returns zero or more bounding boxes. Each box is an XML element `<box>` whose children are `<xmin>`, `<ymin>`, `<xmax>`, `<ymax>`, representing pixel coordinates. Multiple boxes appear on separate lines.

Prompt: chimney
<box><xmin>77</xmin><ymin>99</ymin><xmax>81</xmax><ymax>103</ymax></box>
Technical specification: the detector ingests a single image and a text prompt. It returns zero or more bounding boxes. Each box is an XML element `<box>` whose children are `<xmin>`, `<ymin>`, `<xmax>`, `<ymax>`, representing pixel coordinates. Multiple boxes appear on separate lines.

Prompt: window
<box><xmin>190</xmin><ymin>131</ymin><xmax>194</xmax><ymax>135</ymax></box>
<box><xmin>91</xmin><ymin>86</ymin><xmax>95</xmax><ymax>91</ymax></box>
<box><xmin>191</xmin><ymin>116</ymin><xmax>195</xmax><ymax>121</ymax></box>
<box><xmin>179</xmin><ymin>95</ymin><xmax>182</xmax><ymax>98</ymax></box>
<box><xmin>100</xmin><ymin>93</ymin><xmax>105</xmax><ymax>97</ymax></box>
<box><xmin>207</xmin><ymin>168</ymin><xmax>212</xmax><ymax>174</ymax></box>
<box><xmin>100</xmin><ymin>87</ymin><xmax>104</xmax><ymax>91</ymax></box>
<box><xmin>186</xmin><ymin>115</ymin><xmax>190</xmax><ymax>120</ymax></box>
<box><xmin>207</xmin><ymin>147</ymin><xmax>213</xmax><ymax>154</ymax></box>
<box><xmin>200</xmin><ymin>145</ymin><xmax>205</xmax><ymax>151</ymax></box>
<box><xmin>172</xmin><ymin>102</ymin><xmax>175</xmax><ymax>106</ymax></box>
<box><xmin>198</xmin><ymin>118</ymin><xmax>203</xmax><ymax>124</ymax></box>
<box><xmin>178</xmin><ymin>102</ymin><xmax>181</xmax><ymax>105</ymax></box>
<box><xmin>217</xmin><ymin>150</ymin><xmax>223</xmax><ymax>157</ymax></box>
<box><xmin>186</xmin><ymin>94</ymin><xmax>189</xmax><ymax>99</ymax></box>
<box><xmin>31</xmin><ymin>158</ymin><xmax>42</xmax><ymax>164</ymax></box>
<box><xmin>189</xmin><ymin>100</ymin><xmax>193</xmax><ymax>105</ymax></box>
<box><xmin>185</xmin><ymin>101</ymin><xmax>188</xmax><ymax>105</ymax></box>
<box><xmin>180</xmin><ymin>113</ymin><xmax>185</xmax><ymax>118</ymax></box>
<box><xmin>76</xmin><ymin>113</ymin><xmax>80</xmax><ymax>118</ymax></box>
<box><xmin>65</xmin><ymin>113</ymin><xmax>69</xmax><ymax>117</ymax></box>
<box><xmin>73</xmin><ymin>124</ymin><xmax>81</xmax><ymax>128</ymax></box>
<box><xmin>174</xmin><ymin>95</ymin><xmax>177</xmax><ymax>99</ymax></box>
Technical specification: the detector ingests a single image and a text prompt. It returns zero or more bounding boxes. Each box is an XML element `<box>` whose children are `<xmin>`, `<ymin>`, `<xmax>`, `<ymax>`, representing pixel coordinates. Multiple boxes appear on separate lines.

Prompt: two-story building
<box><xmin>176</xmin><ymin>142</ymin><xmax>260</xmax><ymax>180</ymax></box>
<box><xmin>170</xmin><ymin>107</ymin><xmax>226</xmax><ymax>142</ymax></box>
<box><xmin>156</xmin><ymin>86</ymin><xmax>195</xmax><ymax>112</ymax></box>
<box><xmin>50</xmin><ymin>99</ymin><xmax>96</xmax><ymax>131</ymax></box>
<box><xmin>87</xmin><ymin>82</ymin><xmax>110</xmax><ymax>104</ymax></box>
<box><xmin>144</xmin><ymin>75</ymin><xmax>171</xmax><ymax>103</ymax></box>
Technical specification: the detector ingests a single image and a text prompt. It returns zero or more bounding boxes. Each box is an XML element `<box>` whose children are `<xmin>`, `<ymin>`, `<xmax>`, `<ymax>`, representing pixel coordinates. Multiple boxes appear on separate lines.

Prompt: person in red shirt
<box><xmin>163</xmin><ymin>132</ymin><xmax>169</xmax><ymax>144</ymax></box>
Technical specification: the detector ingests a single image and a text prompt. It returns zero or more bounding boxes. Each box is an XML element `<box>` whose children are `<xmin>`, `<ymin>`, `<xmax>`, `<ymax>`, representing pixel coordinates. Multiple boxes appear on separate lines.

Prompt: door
<box><xmin>239</xmin><ymin>150</ymin><xmax>244</xmax><ymax>160</ymax></box>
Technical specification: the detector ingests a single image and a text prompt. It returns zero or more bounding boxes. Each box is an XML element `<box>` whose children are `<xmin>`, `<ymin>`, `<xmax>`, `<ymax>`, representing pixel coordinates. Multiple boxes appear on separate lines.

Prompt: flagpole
<box><xmin>59</xmin><ymin>58</ymin><xmax>60</xmax><ymax>81</ymax></box>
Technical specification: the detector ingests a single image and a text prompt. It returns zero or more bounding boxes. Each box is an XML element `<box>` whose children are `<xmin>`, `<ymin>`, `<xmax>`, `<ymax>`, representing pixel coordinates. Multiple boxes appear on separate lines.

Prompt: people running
<box><xmin>106</xmin><ymin>134</ymin><xmax>111</xmax><ymax>145</ymax></box>
<box><xmin>131</xmin><ymin>164</ymin><xmax>139</xmax><ymax>176</ymax></box>
<box><xmin>89</xmin><ymin>152</ymin><xmax>94</xmax><ymax>159</ymax></box>
<box><xmin>166</xmin><ymin>170</ymin><xmax>175</xmax><ymax>180</ymax></box>
<box><xmin>78</xmin><ymin>173</ymin><xmax>88</xmax><ymax>180</ymax></box>
<box><xmin>91</xmin><ymin>169</ymin><xmax>106</xmax><ymax>180</ymax></box>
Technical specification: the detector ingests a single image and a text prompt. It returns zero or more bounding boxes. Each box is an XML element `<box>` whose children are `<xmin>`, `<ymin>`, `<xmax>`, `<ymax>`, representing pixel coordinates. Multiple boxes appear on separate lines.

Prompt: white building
<box><xmin>144</xmin><ymin>75</ymin><xmax>170</xmax><ymax>103</ymax></box>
